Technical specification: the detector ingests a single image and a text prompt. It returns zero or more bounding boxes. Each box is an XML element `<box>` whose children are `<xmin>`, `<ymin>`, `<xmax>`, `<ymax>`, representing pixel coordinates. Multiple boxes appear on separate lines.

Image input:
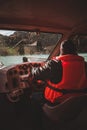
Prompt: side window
<box><xmin>72</xmin><ymin>35</ymin><xmax>87</xmax><ymax>61</ymax></box>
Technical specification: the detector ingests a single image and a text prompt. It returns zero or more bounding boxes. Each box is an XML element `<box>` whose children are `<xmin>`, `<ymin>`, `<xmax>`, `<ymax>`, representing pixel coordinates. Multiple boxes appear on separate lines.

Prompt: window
<box><xmin>71</xmin><ymin>35</ymin><xmax>87</xmax><ymax>61</ymax></box>
<box><xmin>0</xmin><ymin>30</ymin><xmax>62</xmax><ymax>66</ymax></box>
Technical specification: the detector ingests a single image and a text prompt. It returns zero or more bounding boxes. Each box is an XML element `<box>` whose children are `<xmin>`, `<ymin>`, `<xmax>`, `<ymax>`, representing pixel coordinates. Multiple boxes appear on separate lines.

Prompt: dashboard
<box><xmin>0</xmin><ymin>62</ymin><xmax>42</xmax><ymax>102</ymax></box>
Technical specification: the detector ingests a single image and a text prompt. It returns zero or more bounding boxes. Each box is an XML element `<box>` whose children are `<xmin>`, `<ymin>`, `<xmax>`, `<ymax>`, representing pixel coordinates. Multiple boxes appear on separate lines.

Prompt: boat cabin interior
<box><xmin>0</xmin><ymin>0</ymin><xmax>87</xmax><ymax>130</ymax></box>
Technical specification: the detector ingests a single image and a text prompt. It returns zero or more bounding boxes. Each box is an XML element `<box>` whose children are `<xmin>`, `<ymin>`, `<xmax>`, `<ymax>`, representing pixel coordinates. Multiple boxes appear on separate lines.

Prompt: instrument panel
<box><xmin>0</xmin><ymin>62</ymin><xmax>42</xmax><ymax>98</ymax></box>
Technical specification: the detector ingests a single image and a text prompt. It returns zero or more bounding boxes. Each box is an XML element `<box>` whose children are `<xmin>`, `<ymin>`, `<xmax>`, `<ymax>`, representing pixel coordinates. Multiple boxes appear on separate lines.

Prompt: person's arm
<box><xmin>30</xmin><ymin>59</ymin><xmax>62</xmax><ymax>83</ymax></box>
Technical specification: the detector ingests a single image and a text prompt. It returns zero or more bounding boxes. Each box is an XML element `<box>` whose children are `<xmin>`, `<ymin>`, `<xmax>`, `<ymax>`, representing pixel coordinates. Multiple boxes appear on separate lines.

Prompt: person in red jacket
<box><xmin>29</xmin><ymin>39</ymin><xmax>87</xmax><ymax>130</ymax></box>
<box><xmin>30</xmin><ymin>39</ymin><xmax>87</xmax><ymax>104</ymax></box>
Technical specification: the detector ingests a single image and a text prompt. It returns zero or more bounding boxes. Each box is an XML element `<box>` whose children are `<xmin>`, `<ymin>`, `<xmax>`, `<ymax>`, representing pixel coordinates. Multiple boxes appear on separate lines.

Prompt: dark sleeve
<box><xmin>31</xmin><ymin>59</ymin><xmax>62</xmax><ymax>83</ymax></box>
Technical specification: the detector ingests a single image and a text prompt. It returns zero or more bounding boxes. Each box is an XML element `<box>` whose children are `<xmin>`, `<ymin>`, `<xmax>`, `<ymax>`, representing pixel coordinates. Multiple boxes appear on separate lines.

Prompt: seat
<box><xmin>42</xmin><ymin>93</ymin><xmax>87</xmax><ymax>124</ymax></box>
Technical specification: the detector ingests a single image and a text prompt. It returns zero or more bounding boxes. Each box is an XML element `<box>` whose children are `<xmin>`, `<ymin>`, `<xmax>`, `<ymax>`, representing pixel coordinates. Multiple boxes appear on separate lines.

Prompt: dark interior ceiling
<box><xmin>0</xmin><ymin>0</ymin><xmax>87</xmax><ymax>35</ymax></box>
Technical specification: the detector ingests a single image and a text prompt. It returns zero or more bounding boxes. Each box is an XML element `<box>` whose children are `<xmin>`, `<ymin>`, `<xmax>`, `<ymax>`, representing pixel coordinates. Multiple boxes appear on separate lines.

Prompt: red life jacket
<box><xmin>44</xmin><ymin>55</ymin><xmax>87</xmax><ymax>103</ymax></box>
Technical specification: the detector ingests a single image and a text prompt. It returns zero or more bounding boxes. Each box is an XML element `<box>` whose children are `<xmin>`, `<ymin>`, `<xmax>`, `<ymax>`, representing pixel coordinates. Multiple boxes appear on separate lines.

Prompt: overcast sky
<box><xmin>0</xmin><ymin>30</ymin><xmax>15</xmax><ymax>36</ymax></box>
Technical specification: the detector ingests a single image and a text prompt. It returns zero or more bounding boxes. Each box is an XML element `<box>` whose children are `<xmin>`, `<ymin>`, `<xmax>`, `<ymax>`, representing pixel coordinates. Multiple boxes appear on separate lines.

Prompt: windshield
<box><xmin>0</xmin><ymin>30</ymin><xmax>62</xmax><ymax>66</ymax></box>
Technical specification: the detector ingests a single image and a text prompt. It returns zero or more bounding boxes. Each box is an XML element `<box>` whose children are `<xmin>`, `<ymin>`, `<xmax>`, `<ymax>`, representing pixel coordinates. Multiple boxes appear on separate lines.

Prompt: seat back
<box><xmin>43</xmin><ymin>93</ymin><xmax>87</xmax><ymax>124</ymax></box>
